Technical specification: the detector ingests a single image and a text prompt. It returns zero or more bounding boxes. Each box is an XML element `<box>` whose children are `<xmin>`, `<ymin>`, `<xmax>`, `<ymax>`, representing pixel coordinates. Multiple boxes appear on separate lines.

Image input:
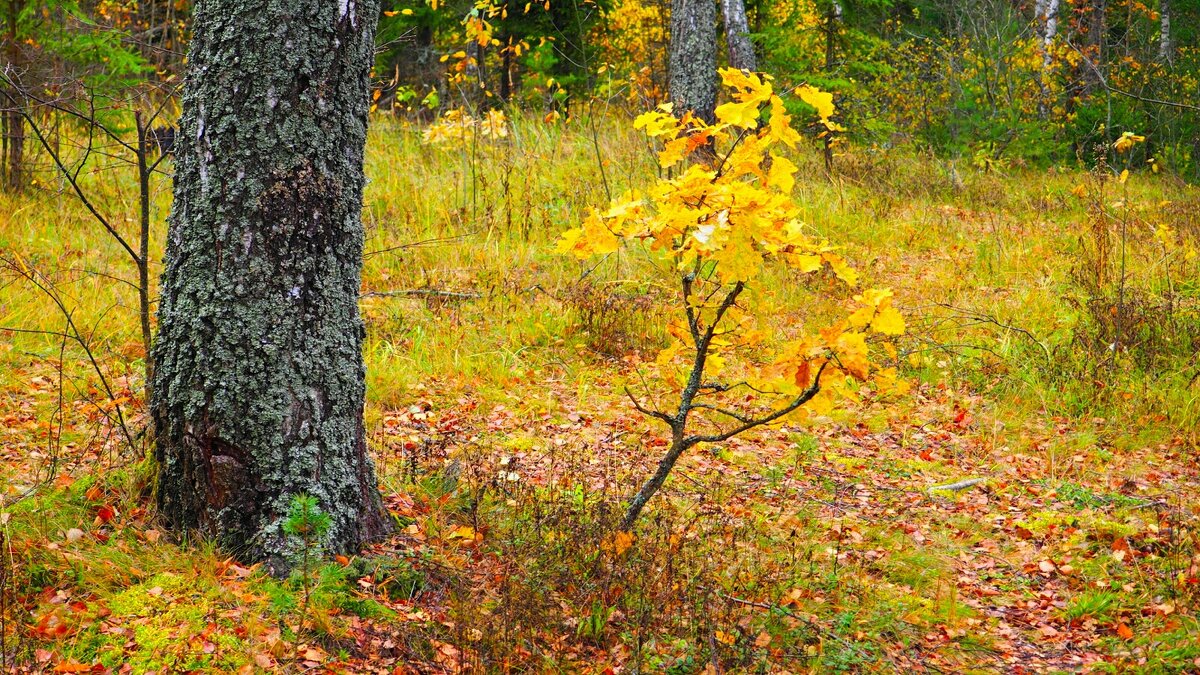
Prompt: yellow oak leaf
<box><xmin>658</xmin><ymin>137</ymin><xmax>690</xmax><ymax>168</ymax></box>
<box><xmin>856</xmin><ymin>287</ymin><xmax>893</xmax><ymax>308</ymax></box>
<box><xmin>715</xmin><ymin>98</ymin><xmax>761</xmax><ymax>129</ymax></box>
<box><xmin>871</xmin><ymin>305</ymin><xmax>905</xmax><ymax>335</ymax></box>
<box><xmin>835</xmin><ymin>331</ymin><xmax>870</xmax><ymax>379</ymax></box>
<box><xmin>795</xmin><ymin>85</ymin><xmax>835</xmax><ymax>120</ymax></box>
<box><xmin>822</xmin><ymin>252</ymin><xmax>858</xmax><ymax>286</ymax></box>
<box><xmin>633</xmin><ymin>110</ymin><xmax>679</xmax><ymax>137</ymax></box>
<box><xmin>768</xmin><ymin>97</ymin><xmax>801</xmax><ymax>148</ymax></box>
<box><xmin>768</xmin><ymin>153</ymin><xmax>797</xmax><ymax>193</ymax></box>
<box><xmin>847</xmin><ymin>305</ymin><xmax>874</xmax><ymax>329</ymax></box>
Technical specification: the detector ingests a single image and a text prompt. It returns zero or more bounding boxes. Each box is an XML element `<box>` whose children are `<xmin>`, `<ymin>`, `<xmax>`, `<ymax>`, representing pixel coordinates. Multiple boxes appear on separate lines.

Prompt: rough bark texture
<box><xmin>721</xmin><ymin>0</ymin><xmax>755</xmax><ymax>72</ymax></box>
<box><xmin>153</xmin><ymin>0</ymin><xmax>391</xmax><ymax>570</ymax></box>
<box><xmin>669</xmin><ymin>0</ymin><xmax>718</xmax><ymax>124</ymax></box>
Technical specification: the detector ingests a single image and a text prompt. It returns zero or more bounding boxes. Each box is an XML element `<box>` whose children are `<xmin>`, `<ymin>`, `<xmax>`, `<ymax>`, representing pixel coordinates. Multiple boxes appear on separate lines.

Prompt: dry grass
<box><xmin>1</xmin><ymin>111</ymin><xmax>1198</xmax><ymax>672</ymax></box>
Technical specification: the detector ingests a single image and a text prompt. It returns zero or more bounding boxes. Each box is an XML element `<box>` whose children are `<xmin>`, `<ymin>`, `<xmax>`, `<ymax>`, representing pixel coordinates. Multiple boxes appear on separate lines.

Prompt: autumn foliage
<box><xmin>559</xmin><ymin>70</ymin><xmax>907</xmax><ymax>525</ymax></box>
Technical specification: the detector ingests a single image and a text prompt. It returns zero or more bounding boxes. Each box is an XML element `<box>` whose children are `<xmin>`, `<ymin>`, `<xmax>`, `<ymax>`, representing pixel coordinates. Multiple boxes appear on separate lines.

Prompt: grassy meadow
<box><xmin>1</xmin><ymin>110</ymin><xmax>1199</xmax><ymax>673</ymax></box>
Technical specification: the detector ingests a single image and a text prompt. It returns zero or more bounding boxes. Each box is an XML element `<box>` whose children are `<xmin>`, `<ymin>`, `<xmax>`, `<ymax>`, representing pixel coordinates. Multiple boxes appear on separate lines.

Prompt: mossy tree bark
<box><xmin>669</xmin><ymin>0</ymin><xmax>718</xmax><ymax>124</ymax></box>
<box><xmin>152</xmin><ymin>0</ymin><xmax>391</xmax><ymax>570</ymax></box>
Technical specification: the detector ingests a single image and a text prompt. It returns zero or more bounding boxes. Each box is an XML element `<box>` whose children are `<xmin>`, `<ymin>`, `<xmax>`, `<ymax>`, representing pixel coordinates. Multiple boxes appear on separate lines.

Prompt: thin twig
<box><xmin>360</xmin><ymin>288</ymin><xmax>481</xmax><ymax>300</ymax></box>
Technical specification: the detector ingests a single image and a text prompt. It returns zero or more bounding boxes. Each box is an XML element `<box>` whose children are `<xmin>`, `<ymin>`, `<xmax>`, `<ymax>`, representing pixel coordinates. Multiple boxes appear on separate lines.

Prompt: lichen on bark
<box><xmin>152</xmin><ymin>0</ymin><xmax>391</xmax><ymax>569</ymax></box>
<box><xmin>668</xmin><ymin>0</ymin><xmax>719</xmax><ymax>124</ymax></box>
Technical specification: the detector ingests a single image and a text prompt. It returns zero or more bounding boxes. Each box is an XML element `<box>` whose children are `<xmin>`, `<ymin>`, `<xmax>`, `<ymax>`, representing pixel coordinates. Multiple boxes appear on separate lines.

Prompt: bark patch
<box><xmin>257</xmin><ymin>161</ymin><xmax>344</xmax><ymax>262</ymax></box>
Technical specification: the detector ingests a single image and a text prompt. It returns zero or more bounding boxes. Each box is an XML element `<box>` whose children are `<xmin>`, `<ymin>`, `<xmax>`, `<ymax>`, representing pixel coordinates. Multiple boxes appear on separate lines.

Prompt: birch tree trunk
<box><xmin>1157</xmin><ymin>0</ymin><xmax>1172</xmax><ymax>65</ymax></box>
<box><xmin>669</xmin><ymin>0</ymin><xmax>718</xmax><ymax>123</ymax></box>
<box><xmin>721</xmin><ymin>0</ymin><xmax>755</xmax><ymax>71</ymax></box>
<box><xmin>153</xmin><ymin>0</ymin><xmax>391</xmax><ymax>571</ymax></box>
<box><xmin>1035</xmin><ymin>0</ymin><xmax>1059</xmax><ymax>118</ymax></box>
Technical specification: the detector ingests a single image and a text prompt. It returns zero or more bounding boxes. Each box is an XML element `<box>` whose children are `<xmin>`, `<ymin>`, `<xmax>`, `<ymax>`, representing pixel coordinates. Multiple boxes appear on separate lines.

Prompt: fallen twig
<box><xmin>360</xmin><ymin>289</ymin><xmax>481</xmax><ymax>300</ymax></box>
<box><xmin>927</xmin><ymin>477</ymin><xmax>988</xmax><ymax>496</ymax></box>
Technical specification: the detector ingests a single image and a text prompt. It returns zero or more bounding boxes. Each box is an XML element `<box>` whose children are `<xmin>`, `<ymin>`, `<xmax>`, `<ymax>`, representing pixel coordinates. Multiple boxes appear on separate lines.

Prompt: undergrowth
<box><xmin>0</xmin><ymin>111</ymin><xmax>1197</xmax><ymax>672</ymax></box>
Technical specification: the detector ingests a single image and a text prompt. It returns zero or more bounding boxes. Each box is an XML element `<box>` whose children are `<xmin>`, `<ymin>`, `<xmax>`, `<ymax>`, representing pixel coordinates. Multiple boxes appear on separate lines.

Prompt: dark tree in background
<box><xmin>668</xmin><ymin>0</ymin><xmax>717</xmax><ymax>123</ymax></box>
<box><xmin>2</xmin><ymin>0</ymin><xmax>25</xmax><ymax>192</ymax></box>
<box><xmin>153</xmin><ymin>0</ymin><xmax>391</xmax><ymax>569</ymax></box>
<box><xmin>721</xmin><ymin>0</ymin><xmax>756</xmax><ymax>71</ymax></box>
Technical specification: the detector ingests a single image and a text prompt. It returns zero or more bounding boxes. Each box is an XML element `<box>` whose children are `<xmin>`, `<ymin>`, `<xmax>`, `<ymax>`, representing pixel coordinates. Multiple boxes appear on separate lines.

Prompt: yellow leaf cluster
<box><xmin>848</xmin><ymin>288</ymin><xmax>905</xmax><ymax>335</ymax></box>
<box><xmin>559</xmin><ymin>70</ymin><xmax>906</xmax><ymax>419</ymax></box>
<box><xmin>1113</xmin><ymin>131</ymin><xmax>1145</xmax><ymax>153</ymax></box>
<box><xmin>422</xmin><ymin>108</ymin><xmax>509</xmax><ymax>146</ymax></box>
<box><xmin>557</xmin><ymin>69</ymin><xmax>846</xmax><ymax>285</ymax></box>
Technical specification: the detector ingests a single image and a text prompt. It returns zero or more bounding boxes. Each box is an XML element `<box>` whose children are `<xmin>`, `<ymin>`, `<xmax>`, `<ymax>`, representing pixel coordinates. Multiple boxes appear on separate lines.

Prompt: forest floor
<box><xmin>1</xmin><ymin>113</ymin><xmax>1199</xmax><ymax>673</ymax></box>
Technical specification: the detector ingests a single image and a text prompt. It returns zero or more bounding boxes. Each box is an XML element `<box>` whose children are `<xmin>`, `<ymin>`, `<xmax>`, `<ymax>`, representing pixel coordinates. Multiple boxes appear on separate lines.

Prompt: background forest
<box><xmin>2</xmin><ymin>0</ymin><xmax>1200</xmax><ymax>672</ymax></box>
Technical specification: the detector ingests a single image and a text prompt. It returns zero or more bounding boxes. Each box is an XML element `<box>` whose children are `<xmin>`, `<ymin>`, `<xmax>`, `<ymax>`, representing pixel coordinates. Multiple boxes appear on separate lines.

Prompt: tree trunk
<box><xmin>669</xmin><ymin>0</ymin><xmax>718</xmax><ymax>123</ymax></box>
<box><xmin>1157</xmin><ymin>0</ymin><xmax>1171</xmax><ymax>65</ymax></box>
<box><xmin>1034</xmin><ymin>0</ymin><xmax>1059</xmax><ymax>118</ymax></box>
<box><xmin>499</xmin><ymin>35</ymin><xmax>513</xmax><ymax>103</ymax></box>
<box><xmin>823</xmin><ymin>0</ymin><xmax>840</xmax><ymax>71</ymax></box>
<box><xmin>1</xmin><ymin>106</ymin><xmax>22</xmax><ymax>192</ymax></box>
<box><xmin>822</xmin><ymin>0</ymin><xmax>841</xmax><ymax>170</ymax></box>
<box><xmin>153</xmin><ymin>0</ymin><xmax>391</xmax><ymax>571</ymax></box>
<box><xmin>720</xmin><ymin>0</ymin><xmax>755</xmax><ymax>71</ymax></box>
<box><xmin>2</xmin><ymin>0</ymin><xmax>25</xmax><ymax>193</ymax></box>
<box><xmin>1079</xmin><ymin>0</ymin><xmax>1106</xmax><ymax>96</ymax></box>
